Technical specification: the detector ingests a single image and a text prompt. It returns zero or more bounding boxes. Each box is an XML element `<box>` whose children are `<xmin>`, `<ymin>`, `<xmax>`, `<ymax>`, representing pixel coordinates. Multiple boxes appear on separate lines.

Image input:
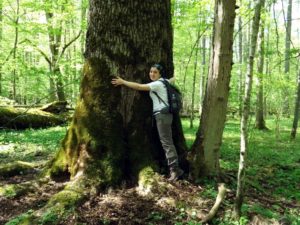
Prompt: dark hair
<box><xmin>151</xmin><ymin>63</ymin><xmax>166</xmax><ymax>77</ymax></box>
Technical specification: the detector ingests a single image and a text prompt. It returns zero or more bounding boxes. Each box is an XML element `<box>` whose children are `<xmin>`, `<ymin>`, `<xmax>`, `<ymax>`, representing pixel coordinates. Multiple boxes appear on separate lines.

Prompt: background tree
<box><xmin>283</xmin><ymin>0</ymin><xmax>293</xmax><ymax>115</ymax></box>
<box><xmin>291</xmin><ymin>66</ymin><xmax>300</xmax><ymax>139</ymax></box>
<box><xmin>255</xmin><ymin>20</ymin><xmax>267</xmax><ymax>130</ymax></box>
<box><xmin>0</xmin><ymin>0</ymin><xmax>2</xmax><ymax>95</ymax></box>
<box><xmin>11</xmin><ymin>0</ymin><xmax>20</xmax><ymax>102</ymax></box>
<box><xmin>234</xmin><ymin>0</ymin><xmax>265</xmax><ymax>218</ymax></box>
<box><xmin>190</xmin><ymin>0</ymin><xmax>236</xmax><ymax>178</ymax></box>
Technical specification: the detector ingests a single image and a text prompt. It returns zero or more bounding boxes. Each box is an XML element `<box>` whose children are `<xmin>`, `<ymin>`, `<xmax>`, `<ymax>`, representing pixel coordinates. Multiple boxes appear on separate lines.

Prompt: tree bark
<box><xmin>255</xmin><ymin>22</ymin><xmax>267</xmax><ymax>130</ymax></box>
<box><xmin>190</xmin><ymin>0</ymin><xmax>236</xmax><ymax>178</ymax></box>
<box><xmin>48</xmin><ymin>0</ymin><xmax>187</xmax><ymax>186</ymax></box>
<box><xmin>234</xmin><ymin>0</ymin><xmax>265</xmax><ymax>218</ymax></box>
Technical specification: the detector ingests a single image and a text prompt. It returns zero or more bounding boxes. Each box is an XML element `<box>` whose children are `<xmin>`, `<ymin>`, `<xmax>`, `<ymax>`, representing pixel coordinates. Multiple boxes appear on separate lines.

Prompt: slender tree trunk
<box><xmin>199</xmin><ymin>36</ymin><xmax>206</xmax><ymax>115</ymax></box>
<box><xmin>48</xmin><ymin>0</ymin><xmax>188</xmax><ymax>185</ymax></box>
<box><xmin>190</xmin><ymin>0</ymin><xmax>236</xmax><ymax>178</ymax></box>
<box><xmin>45</xmin><ymin>7</ymin><xmax>65</xmax><ymax>101</ymax></box>
<box><xmin>72</xmin><ymin>22</ymin><xmax>78</xmax><ymax>103</ymax></box>
<box><xmin>244</xmin><ymin>1</ymin><xmax>252</xmax><ymax>63</ymax></box>
<box><xmin>234</xmin><ymin>0</ymin><xmax>265</xmax><ymax>218</ymax></box>
<box><xmin>283</xmin><ymin>0</ymin><xmax>292</xmax><ymax>116</ymax></box>
<box><xmin>49</xmin><ymin>75</ymin><xmax>56</xmax><ymax>101</ymax></box>
<box><xmin>255</xmin><ymin>22</ymin><xmax>267</xmax><ymax>130</ymax></box>
<box><xmin>55</xmin><ymin>68</ymin><xmax>66</xmax><ymax>101</ymax></box>
<box><xmin>190</xmin><ymin>41</ymin><xmax>199</xmax><ymax>128</ymax></box>
<box><xmin>80</xmin><ymin>0</ymin><xmax>87</xmax><ymax>58</ymax></box>
<box><xmin>238</xmin><ymin>0</ymin><xmax>243</xmax><ymax>117</ymax></box>
<box><xmin>0</xmin><ymin>0</ymin><xmax>2</xmax><ymax>95</ymax></box>
<box><xmin>264</xmin><ymin>9</ymin><xmax>271</xmax><ymax>119</ymax></box>
<box><xmin>291</xmin><ymin>68</ymin><xmax>300</xmax><ymax>139</ymax></box>
<box><xmin>12</xmin><ymin>0</ymin><xmax>20</xmax><ymax>101</ymax></box>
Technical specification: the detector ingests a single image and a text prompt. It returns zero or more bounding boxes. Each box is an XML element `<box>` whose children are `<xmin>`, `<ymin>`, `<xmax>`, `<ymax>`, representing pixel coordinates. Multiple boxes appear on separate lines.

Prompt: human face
<box><xmin>149</xmin><ymin>67</ymin><xmax>161</xmax><ymax>81</ymax></box>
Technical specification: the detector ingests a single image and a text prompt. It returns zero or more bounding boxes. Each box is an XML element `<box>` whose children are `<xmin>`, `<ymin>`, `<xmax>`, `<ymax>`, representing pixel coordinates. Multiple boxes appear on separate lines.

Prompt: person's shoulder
<box><xmin>148</xmin><ymin>79</ymin><xmax>165</xmax><ymax>90</ymax></box>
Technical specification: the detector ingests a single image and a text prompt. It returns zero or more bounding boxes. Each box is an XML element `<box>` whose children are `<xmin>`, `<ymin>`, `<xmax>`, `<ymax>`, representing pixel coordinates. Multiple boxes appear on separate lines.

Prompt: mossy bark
<box><xmin>48</xmin><ymin>0</ymin><xmax>188</xmax><ymax>188</ymax></box>
<box><xmin>0</xmin><ymin>161</ymin><xmax>35</xmax><ymax>177</ymax></box>
<box><xmin>0</xmin><ymin>107</ymin><xmax>65</xmax><ymax>129</ymax></box>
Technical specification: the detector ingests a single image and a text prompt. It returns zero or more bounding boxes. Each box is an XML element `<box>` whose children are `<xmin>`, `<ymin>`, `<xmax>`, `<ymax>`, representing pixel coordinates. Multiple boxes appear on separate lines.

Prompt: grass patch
<box><xmin>182</xmin><ymin>117</ymin><xmax>300</xmax><ymax>222</ymax></box>
<box><xmin>1</xmin><ymin>117</ymin><xmax>299</xmax><ymax>223</ymax></box>
<box><xmin>0</xmin><ymin>126</ymin><xmax>67</xmax><ymax>165</ymax></box>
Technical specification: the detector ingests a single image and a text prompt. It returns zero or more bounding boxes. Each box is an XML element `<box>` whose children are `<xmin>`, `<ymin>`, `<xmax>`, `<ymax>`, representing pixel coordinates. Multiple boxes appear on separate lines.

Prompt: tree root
<box><xmin>5</xmin><ymin>175</ymin><xmax>94</xmax><ymax>225</ymax></box>
<box><xmin>136</xmin><ymin>166</ymin><xmax>161</xmax><ymax>195</ymax></box>
<box><xmin>0</xmin><ymin>180</ymin><xmax>41</xmax><ymax>198</ymax></box>
<box><xmin>201</xmin><ymin>183</ymin><xmax>227</xmax><ymax>223</ymax></box>
<box><xmin>0</xmin><ymin>161</ymin><xmax>37</xmax><ymax>177</ymax></box>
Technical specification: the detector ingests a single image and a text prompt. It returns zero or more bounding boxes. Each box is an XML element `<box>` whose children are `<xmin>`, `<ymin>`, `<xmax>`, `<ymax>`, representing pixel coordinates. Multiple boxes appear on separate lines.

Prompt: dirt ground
<box><xmin>0</xmin><ymin>171</ymin><xmax>214</xmax><ymax>225</ymax></box>
<box><xmin>0</xmin><ymin>171</ymin><xmax>298</xmax><ymax>225</ymax></box>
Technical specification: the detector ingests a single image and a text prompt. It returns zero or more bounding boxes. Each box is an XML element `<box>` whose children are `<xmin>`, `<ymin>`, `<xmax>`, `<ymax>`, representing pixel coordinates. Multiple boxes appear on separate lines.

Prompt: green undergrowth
<box><xmin>0</xmin><ymin>126</ymin><xmax>67</xmax><ymax>165</ymax></box>
<box><xmin>182</xmin><ymin>116</ymin><xmax>300</xmax><ymax>223</ymax></box>
<box><xmin>1</xmin><ymin>117</ymin><xmax>300</xmax><ymax>224</ymax></box>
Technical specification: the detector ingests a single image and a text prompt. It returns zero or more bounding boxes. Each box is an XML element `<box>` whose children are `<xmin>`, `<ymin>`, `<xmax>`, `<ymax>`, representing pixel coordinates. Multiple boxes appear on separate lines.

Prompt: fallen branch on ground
<box><xmin>0</xmin><ymin>106</ymin><xmax>66</xmax><ymax>129</ymax></box>
<box><xmin>201</xmin><ymin>183</ymin><xmax>227</xmax><ymax>223</ymax></box>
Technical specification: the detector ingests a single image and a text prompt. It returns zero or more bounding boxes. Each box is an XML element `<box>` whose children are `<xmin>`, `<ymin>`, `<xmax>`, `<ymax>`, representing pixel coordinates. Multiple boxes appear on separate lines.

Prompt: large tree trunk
<box><xmin>190</xmin><ymin>0</ymin><xmax>236</xmax><ymax>178</ymax></box>
<box><xmin>234</xmin><ymin>0</ymin><xmax>265</xmax><ymax>218</ymax></box>
<box><xmin>9</xmin><ymin>2</ymin><xmax>187</xmax><ymax>223</ymax></box>
<box><xmin>255</xmin><ymin>22</ymin><xmax>267</xmax><ymax>130</ymax></box>
<box><xmin>48</xmin><ymin>0</ymin><xmax>187</xmax><ymax>186</ymax></box>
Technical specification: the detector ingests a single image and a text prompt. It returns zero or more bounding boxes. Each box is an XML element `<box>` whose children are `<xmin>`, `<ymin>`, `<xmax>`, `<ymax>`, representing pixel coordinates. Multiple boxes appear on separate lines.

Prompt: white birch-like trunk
<box><xmin>234</xmin><ymin>0</ymin><xmax>265</xmax><ymax>218</ymax></box>
<box><xmin>238</xmin><ymin>2</ymin><xmax>243</xmax><ymax>117</ymax></box>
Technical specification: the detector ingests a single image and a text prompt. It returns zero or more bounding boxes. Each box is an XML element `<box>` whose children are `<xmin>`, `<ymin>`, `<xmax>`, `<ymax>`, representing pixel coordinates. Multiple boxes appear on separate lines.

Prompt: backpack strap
<box><xmin>152</xmin><ymin>91</ymin><xmax>168</xmax><ymax>107</ymax></box>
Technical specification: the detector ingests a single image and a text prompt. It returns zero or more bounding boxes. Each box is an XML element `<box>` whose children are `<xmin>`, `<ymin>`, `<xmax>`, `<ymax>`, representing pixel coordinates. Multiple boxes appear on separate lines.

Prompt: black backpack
<box><xmin>153</xmin><ymin>79</ymin><xmax>182</xmax><ymax>114</ymax></box>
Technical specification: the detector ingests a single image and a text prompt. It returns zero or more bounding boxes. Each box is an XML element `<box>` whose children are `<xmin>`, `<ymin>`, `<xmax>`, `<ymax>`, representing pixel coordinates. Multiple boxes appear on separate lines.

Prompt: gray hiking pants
<box><xmin>155</xmin><ymin>113</ymin><xmax>179</xmax><ymax>168</ymax></box>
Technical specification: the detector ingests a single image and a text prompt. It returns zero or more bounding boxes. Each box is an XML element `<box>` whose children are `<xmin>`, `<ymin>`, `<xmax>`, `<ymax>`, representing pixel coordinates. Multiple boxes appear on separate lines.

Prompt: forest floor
<box><xmin>0</xmin><ymin>118</ymin><xmax>300</xmax><ymax>225</ymax></box>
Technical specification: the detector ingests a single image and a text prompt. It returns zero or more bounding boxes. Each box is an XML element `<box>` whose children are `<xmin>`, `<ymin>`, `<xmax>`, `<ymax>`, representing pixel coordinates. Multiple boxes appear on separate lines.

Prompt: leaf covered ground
<box><xmin>0</xmin><ymin>118</ymin><xmax>299</xmax><ymax>225</ymax></box>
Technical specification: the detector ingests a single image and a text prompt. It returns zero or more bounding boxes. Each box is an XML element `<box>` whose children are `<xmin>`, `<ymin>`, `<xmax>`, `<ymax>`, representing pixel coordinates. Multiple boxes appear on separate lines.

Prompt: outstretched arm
<box><xmin>111</xmin><ymin>76</ymin><xmax>150</xmax><ymax>91</ymax></box>
<box><xmin>169</xmin><ymin>76</ymin><xmax>176</xmax><ymax>83</ymax></box>
<box><xmin>169</xmin><ymin>73</ymin><xmax>176</xmax><ymax>84</ymax></box>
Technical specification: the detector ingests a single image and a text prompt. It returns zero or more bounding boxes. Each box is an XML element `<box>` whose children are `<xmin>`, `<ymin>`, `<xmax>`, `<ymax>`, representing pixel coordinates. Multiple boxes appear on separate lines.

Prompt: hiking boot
<box><xmin>168</xmin><ymin>168</ymin><xmax>184</xmax><ymax>181</ymax></box>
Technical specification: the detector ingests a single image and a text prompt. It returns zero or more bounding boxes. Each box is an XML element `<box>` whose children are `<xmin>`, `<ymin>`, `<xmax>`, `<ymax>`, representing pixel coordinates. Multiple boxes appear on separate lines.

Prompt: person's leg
<box><xmin>155</xmin><ymin>113</ymin><xmax>183</xmax><ymax>180</ymax></box>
